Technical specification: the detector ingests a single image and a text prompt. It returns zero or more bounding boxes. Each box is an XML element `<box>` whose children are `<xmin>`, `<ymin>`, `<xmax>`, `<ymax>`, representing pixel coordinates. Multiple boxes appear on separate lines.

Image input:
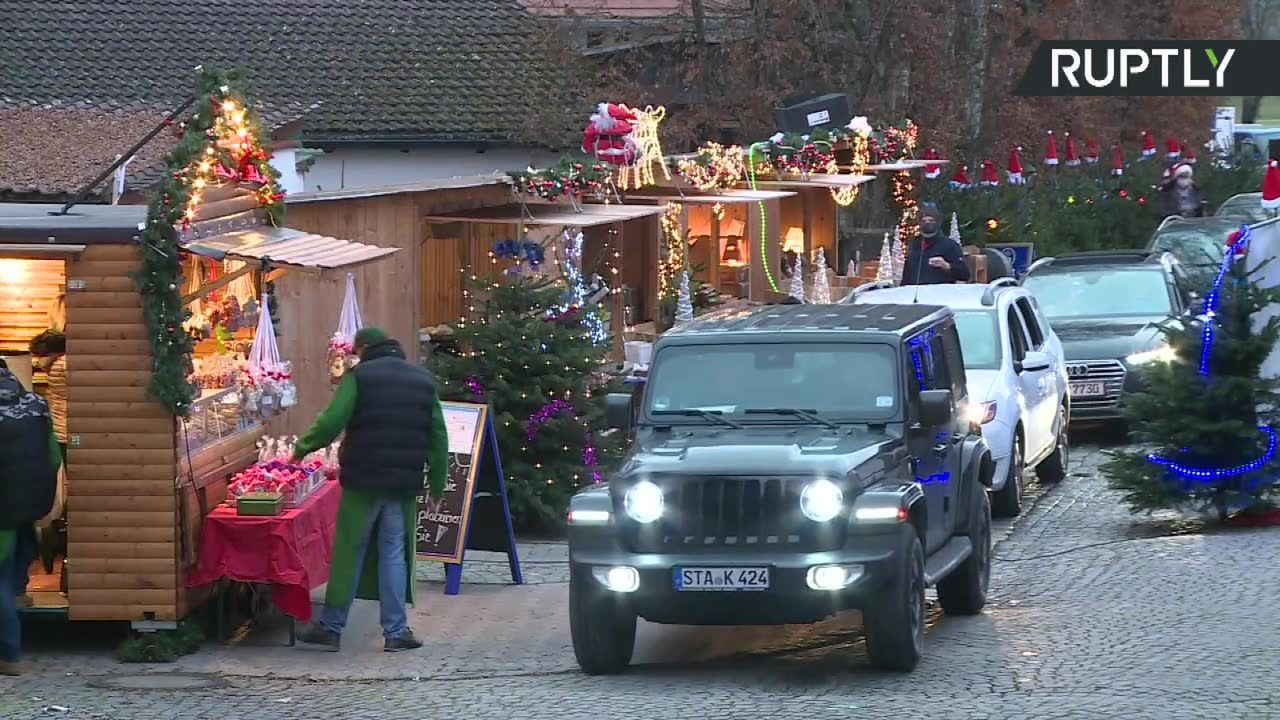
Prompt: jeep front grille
<box><xmin>618</xmin><ymin>476</ymin><xmax>844</xmax><ymax>553</ymax></box>
<box><xmin>1067</xmin><ymin>359</ymin><xmax>1127</xmax><ymax>411</ymax></box>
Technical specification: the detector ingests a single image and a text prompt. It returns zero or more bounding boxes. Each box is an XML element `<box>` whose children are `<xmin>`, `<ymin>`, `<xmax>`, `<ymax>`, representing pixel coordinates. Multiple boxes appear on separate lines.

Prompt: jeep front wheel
<box><xmin>937</xmin><ymin>484</ymin><xmax>991</xmax><ymax>615</ymax></box>
<box><xmin>863</xmin><ymin>528</ymin><xmax>926</xmax><ymax>673</ymax></box>
<box><xmin>569</xmin><ymin>569</ymin><xmax>637</xmax><ymax>675</ymax></box>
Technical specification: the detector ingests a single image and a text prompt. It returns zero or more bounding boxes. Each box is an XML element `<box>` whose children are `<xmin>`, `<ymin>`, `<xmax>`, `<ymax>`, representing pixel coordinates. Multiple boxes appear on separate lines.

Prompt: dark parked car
<box><xmin>566</xmin><ymin>303</ymin><xmax>995</xmax><ymax>674</ymax></box>
<box><xmin>1021</xmin><ymin>250</ymin><xmax>1199</xmax><ymax>423</ymax></box>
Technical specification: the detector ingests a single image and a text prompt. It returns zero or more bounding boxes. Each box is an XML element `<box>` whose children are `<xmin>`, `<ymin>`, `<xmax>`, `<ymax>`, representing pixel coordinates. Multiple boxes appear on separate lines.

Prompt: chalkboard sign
<box><xmin>988</xmin><ymin>243</ymin><xmax>1035</xmax><ymax>277</ymax></box>
<box><xmin>415</xmin><ymin>401</ymin><xmax>522</xmax><ymax>594</ymax></box>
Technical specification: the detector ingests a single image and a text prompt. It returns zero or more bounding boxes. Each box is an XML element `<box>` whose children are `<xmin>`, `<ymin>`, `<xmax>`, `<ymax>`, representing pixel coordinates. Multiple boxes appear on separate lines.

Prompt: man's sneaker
<box><xmin>296</xmin><ymin>623</ymin><xmax>340</xmax><ymax>651</ymax></box>
<box><xmin>384</xmin><ymin>631</ymin><xmax>423</xmax><ymax>652</ymax></box>
<box><xmin>0</xmin><ymin>661</ymin><xmax>21</xmax><ymax>676</ymax></box>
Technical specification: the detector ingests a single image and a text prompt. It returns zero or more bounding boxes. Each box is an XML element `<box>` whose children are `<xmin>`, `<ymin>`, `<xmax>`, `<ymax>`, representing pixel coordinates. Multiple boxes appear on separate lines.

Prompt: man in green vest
<box><xmin>294</xmin><ymin>328</ymin><xmax>448</xmax><ymax>652</ymax></box>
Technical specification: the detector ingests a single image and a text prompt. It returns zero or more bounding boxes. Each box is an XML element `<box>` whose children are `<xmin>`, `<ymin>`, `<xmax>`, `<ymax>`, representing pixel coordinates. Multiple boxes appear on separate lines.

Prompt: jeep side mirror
<box><xmin>605</xmin><ymin>392</ymin><xmax>634</xmax><ymax>432</ymax></box>
<box><xmin>918</xmin><ymin>389</ymin><xmax>953</xmax><ymax>427</ymax></box>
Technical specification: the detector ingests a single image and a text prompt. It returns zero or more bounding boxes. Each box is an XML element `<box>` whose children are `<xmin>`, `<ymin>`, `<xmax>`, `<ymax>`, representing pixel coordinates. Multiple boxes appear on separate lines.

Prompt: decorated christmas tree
<box><xmin>788</xmin><ymin>253</ymin><xmax>806</xmax><ymax>301</ymax></box>
<box><xmin>1104</xmin><ymin>227</ymin><xmax>1280</xmax><ymax>520</ymax></box>
<box><xmin>675</xmin><ymin>271</ymin><xmax>695</xmax><ymax>324</ymax></box>
<box><xmin>811</xmin><ymin>248</ymin><xmax>832</xmax><ymax>303</ymax></box>
<box><xmin>891</xmin><ymin>225</ymin><xmax>905</xmax><ymax>284</ymax></box>
<box><xmin>432</xmin><ymin>270</ymin><xmax>625</xmax><ymax>528</ymax></box>
<box><xmin>876</xmin><ymin>232</ymin><xmax>894</xmax><ymax>283</ymax></box>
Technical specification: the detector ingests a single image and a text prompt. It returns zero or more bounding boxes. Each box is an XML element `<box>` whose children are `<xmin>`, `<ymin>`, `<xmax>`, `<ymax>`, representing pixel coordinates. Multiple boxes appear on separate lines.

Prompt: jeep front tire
<box><xmin>863</xmin><ymin>527</ymin><xmax>926</xmax><ymax>672</ymax></box>
<box><xmin>569</xmin><ymin>569</ymin><xmax>637</xmax><ymax>675</ymax></box>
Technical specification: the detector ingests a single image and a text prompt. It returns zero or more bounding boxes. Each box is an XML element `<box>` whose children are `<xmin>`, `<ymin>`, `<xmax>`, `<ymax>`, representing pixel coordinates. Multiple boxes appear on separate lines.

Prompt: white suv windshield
<box><xmin>952</xmin><ymin>311</ymin><xmax>1001</xmax><ymax>370</ymax></box>
<box><xmin>645</xmin><ymin>343</ymin><xmax>899</xmax><ymax>420</ymax></box>
<box><xmin>1023</xmin><ymin>268</ymin><xmax>1172</xmax><ymax>320</ymax></box>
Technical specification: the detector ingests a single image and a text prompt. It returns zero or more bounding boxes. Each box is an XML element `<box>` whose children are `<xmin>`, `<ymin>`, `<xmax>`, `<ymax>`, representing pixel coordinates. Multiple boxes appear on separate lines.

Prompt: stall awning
<box><xmin>623</xmin><ymin>188</ymin><xmax>796</xmax><ymax>204</ymax></box>
<box><xmin>423</xmin><ymin>202</ymin><xmax>664</xmax><ymax>227</ymax></box>
<box><xmin>184</xmin><ymin>226</ymin><xmax>399</xmax><ymax>270</ymax></box>
<box><xmin>749</xmin><ymin>173</ymin><xmax>876</xmax><ymax>190</ymax></box>
<box><xmin>0</xmin><ymin>243</ymin><xmax>87</xmax><ymax>258</ymax></box>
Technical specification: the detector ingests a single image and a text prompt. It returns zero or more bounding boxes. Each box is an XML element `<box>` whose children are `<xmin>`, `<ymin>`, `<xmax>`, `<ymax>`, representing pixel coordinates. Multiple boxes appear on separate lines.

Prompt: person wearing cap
<box><xmin>900</xmin><ymin>202</ymin><xmax>970</xmax><ymax>285</ymax></box>
<box><xmin>292</xmin><ymin>327</ymin><xmax>448</xmax><ymax>653</ymax></box>
<box><xmin>1160</xmin><ymin>162</ymin><xmax>1203</xmax><ymax>218</ymax></box>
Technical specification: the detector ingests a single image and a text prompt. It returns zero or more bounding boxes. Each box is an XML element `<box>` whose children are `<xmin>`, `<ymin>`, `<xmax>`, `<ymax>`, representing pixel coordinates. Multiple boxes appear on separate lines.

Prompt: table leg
<box><xmin>288</xmin><ymin>616</ymin><xmax>296</xmax><ymax>647</ymax></box>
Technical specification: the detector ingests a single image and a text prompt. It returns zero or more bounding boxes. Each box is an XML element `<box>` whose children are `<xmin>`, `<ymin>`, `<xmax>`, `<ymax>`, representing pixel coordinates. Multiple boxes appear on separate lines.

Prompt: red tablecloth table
<box><xmin>187</xmin><ymin>479</ymin><xmax>341</xmax><ymax>622</ymax></box>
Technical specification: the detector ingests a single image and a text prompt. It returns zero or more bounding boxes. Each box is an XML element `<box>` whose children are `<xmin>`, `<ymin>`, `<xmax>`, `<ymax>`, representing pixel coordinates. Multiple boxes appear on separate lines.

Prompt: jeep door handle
<box><xmin>932</xmin><ymin>444</ymin><xmax>948</xmax><ymax>454</ymax></box>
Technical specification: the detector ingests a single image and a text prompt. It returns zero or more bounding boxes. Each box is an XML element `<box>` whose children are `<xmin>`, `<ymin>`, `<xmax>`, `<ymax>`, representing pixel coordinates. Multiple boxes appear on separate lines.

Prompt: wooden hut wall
<box><xmin>280</xmin><ymin>184</ymin><xmax>508</xmax><ymax>434</ymax></box>
<box><xmin>747</xmin><ymin>199</ymin><xmax>785</xmax><ymax>301</ymax></box>
<box><xmin>63</xmin><ymin>244</ymin><xmax>179</xmax><ymax>621</ymax></box>
<box><xmin>0</xmin><ymin>258</ymin><xmax>64</xmax><ymax>352</ymax></box>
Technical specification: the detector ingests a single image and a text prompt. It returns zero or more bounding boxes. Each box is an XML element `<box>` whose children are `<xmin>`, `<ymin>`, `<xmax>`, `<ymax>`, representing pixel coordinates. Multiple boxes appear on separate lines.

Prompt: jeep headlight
<box><xmin>623</xmin><ymin>480</ymin><xmax>663</xmax><ymax>524</ymax></box>
<box><xmin>800</xmin><ymin>479</ymin><xmax>844</xmax><ymax>522</ymax></box>
<box><xmin>1126</xmin><ymin>345</ymin><xmax>1177</xmax><ymax>365</ymax></box>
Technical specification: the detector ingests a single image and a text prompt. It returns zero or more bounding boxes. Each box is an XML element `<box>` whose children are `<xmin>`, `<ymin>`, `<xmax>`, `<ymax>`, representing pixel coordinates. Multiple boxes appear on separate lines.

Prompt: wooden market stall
<box><xmin>747</xmin><ymin>173</ymin><xmax>876</xmax><ymax>282</ymax></box>
<box><xmin>422</xmin><ymin>201</ymin><xmax>666</xmax><ymax>343</ymax></box>
<box><xmin>0</xmin><ymin>201</ymin><xmax>397</xmax><ymax>623</ymax></box>
<box><xmin>621</xmin><ymin>187</ymin><xmax>795</xmax><ymax>304</ymax></box>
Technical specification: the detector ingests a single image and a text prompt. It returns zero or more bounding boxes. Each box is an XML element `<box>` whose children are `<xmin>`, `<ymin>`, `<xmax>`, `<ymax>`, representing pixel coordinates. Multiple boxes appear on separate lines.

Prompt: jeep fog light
<box><xmin>592</xmin><ymin>566</ymin><xmax>640</xmax><ymax>593</ymax></box>
<box><xmin>800</xmin><ymin>479</ymin><xmax>844</xmax><ymax>522</ymax></box>
<box><xmin>806</xmin><ymin>564</ymin><xmax>864</xmax><ymax>591</ymax></box>
<box><xmin>624</xmin><ymin>480</ymin><xmax>663</xmax><ymax>523</ymax></box>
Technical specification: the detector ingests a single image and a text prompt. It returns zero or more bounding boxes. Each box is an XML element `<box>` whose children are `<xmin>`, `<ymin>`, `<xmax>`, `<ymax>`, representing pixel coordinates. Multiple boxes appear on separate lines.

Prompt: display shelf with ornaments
<box><xmin>227</xmin><ymin>436</ymin><xmax>339</xmax><ymax>512</ymax></box>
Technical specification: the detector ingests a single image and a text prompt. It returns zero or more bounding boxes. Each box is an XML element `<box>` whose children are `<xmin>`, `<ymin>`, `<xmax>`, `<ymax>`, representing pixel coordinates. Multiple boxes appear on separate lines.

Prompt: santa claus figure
<box><xmin>581</xmin><ymin>103</ymin><xmax>638</xmax><ymax>167</ymax></box>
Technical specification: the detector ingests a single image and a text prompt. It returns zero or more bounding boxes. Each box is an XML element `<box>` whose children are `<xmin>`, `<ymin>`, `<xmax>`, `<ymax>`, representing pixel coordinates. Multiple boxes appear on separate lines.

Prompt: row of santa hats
<box><xmin>935</xmin><ymin>130</ymin><xmax>1199</xmax><ymax>187</ymax></box>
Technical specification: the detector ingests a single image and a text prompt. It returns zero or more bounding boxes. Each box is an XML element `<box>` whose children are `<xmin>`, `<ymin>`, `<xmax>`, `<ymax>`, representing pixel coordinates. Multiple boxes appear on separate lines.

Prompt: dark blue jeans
<box><xmin>1</xmin><ymin>527</ymin><xmax>35</xmax><ymax>663</ymax></box>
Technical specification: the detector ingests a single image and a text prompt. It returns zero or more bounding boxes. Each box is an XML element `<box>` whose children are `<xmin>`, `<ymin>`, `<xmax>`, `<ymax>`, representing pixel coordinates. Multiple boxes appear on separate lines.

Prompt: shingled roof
<box><xmin>0</xmin><ymin>0</ymin><xmax>574</xmax><ymax>145</ymax></box>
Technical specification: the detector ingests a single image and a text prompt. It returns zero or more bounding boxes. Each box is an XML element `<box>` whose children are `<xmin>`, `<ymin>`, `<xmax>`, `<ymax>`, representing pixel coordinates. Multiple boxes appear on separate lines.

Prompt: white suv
<box><xmin>843</xmin><ymin>279</ymin><xmax>1070</xmax><ymax>517</ymax></box>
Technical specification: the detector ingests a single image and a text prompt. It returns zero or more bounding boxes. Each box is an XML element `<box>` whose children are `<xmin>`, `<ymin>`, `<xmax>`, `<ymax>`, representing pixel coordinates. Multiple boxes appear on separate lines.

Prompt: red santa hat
<box><xmin>923</xmin><ymin>147</ymin><xmax>941</xmax><ymax>180</ymax></box>
<box><xmin>1044</xmin><ymin>131</ymin><xmax>1059</xmax><ymax>166</ymax></box>
<box><xmin>980</xmin><ymin>160</ymin><xmax>999</xmax><ymax>186</ymax></box>
<box><xmin>1111</xmin><ymin>145</ymin><xmax>1125</xmax><ymax>176</ymax></box>
<box><xmin>1141</xmin><ymin>130</ymin><xmax>1157</xmax><ymax>157</ymax></box>
<box><xmin>1170</xmin><ymin>162</ymin><xmax>1193</xmax><ymax>179</ymax></box>
<box><xmin>1165</xmin><ymin>137</ymin><xmax>1181</xmax><ymax>160</ymax></box>
<box><xmin>1085</xmin><ymin>138</ymin><xmax>1100</xmax><ymax>163</ymax></box>
<box><xmin>949</xmin><ymin>164</ymin><xmax>971</xmax><ymax>188</ymax></box>
<box><xmin>1007</xmin><ymin>147</ymin><xmax>1025</xmax><ymax>184</ymax></box>
<box><xmin>1064</xmin><ymin>132</ymin><xmax>1080</xmax><ymax>166</ymax></box>
<box><xmin>1181</xmin><ymin>142</ymin><xmax>1197</xmax><ymax>164</ymax></box>
<box><xmin>1263</xmin><ymin>159</ymin><xmax>1280</xmax><ymax>211</ymax></box>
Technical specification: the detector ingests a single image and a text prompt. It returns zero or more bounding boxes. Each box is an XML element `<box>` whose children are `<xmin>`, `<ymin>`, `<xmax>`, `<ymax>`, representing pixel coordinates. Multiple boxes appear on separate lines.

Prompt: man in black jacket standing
<box><xmin>900</xmin><ymin>202</ymin><xmax>971</xmax><ymax>285</ymax></box>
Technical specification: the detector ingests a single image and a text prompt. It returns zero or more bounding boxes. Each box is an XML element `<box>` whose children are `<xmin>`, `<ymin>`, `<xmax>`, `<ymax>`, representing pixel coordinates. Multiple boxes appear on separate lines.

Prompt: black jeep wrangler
<box><xmin>567</xmin><ymin>303</ymin><xmax>996</xmax><ymax>674</ymax></box>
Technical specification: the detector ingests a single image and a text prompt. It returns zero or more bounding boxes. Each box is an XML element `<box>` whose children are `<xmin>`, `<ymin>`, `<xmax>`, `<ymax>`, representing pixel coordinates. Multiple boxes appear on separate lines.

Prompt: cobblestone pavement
<box><xmin>4</xmin><ymin>439</ymin><xmax>1280</xmax><ymax>719</ymax></box>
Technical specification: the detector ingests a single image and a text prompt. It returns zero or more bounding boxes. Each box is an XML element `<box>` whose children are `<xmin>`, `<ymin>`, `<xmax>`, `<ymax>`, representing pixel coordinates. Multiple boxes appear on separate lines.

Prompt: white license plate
<box><xmin>674</xmin><ymin>567</ymin><xmax>770</xmax><ymax>591</ymax></box>
<box><xmin>1070</xmin><ymin>381</ymin><xmax>1105</xmax><ymax>397</ymax></box>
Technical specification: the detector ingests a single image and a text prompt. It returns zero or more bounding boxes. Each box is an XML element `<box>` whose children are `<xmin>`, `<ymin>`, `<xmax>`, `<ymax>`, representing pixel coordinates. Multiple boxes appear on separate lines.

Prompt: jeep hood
<box><xmin>620</xmin><ymin>425</ymin><xmax>902</xmax><ymax>481</ymax></box>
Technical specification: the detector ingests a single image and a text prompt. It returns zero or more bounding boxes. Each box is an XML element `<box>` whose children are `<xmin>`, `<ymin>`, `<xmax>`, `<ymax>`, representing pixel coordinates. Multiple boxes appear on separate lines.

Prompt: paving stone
<box><xmin>7</xmin><ymin>438</ymin><xmax>1280</xmax><ymax>718</ymax></box>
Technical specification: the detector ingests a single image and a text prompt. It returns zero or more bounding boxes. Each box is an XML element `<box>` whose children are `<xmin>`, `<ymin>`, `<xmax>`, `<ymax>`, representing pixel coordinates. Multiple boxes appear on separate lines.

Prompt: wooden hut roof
<box><xmin>183</xmin><ymin>225</ymin><xmax>399</xmax><ymax>271</ymax></box>
<box><xmin>424</xmin><ymin>202</ymin><xmax>664</xmax><ymax>227</ymax></box>
<box><xmin>0</xmin><ymin>202</ymin><xmax>146</xmax><ymax>244</ymax></box>
<box><xmin>621</xmin><ymin>188</ymin><xmax>796</xmax><ymax>204</ymax></box>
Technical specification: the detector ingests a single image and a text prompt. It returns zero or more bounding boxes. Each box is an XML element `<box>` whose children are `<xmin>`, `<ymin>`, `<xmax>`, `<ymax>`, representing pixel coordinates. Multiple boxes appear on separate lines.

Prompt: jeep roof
<box><xmin>659</xmin><ymin>303</ymin><xmax>951</xmax><ymax>346</ymax></box>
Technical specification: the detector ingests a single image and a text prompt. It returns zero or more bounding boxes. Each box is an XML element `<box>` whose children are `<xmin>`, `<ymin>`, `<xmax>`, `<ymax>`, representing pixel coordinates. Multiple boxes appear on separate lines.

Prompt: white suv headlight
<box><xmin>623</xmin><ymin>480</ymin><xmax>663</xmax><ymax>523</ymax></box>
<box><xmin>800</xmin><ymin>479</ymin><xmax>844</xmax><ymax>522</ymax></box>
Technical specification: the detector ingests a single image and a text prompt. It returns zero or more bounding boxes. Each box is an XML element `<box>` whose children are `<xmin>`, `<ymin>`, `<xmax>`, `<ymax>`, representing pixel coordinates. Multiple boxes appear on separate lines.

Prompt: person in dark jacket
<box><xmin>1159</xmin><ymin>162</ymin><xmax>1204</xmax><ymax>218</ymax></box>
<box><xmin>294</xmin><ymin>328</ymin><xmax>448</xmax><ymax>653</ymax></box>
<box><xmin>0</xmin><ymin>359</ymin><xmax>62</xmax><ymax>675</ymax></box>
<box><xmin>900</xmin><ymin>202</ymin><xmax>971</xmax><ymax>285</ymax></box>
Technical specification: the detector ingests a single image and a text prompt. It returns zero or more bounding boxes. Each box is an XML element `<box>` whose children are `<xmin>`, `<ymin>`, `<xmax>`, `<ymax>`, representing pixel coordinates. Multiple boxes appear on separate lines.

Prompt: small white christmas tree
<box><xmin>949</xmin><ymin>212</ymin><xmax>961</xmax><ymax>244</ymax></box>
<box><xmin>847</xmin><ymin>259</ymin><xmax>857</xmax><ymax>278</ymax></box>
<box><xmin>875</xmin><ymin>232</ymin><xmax>894</xmax><ymax>283</ymax></box>
<box><xmin>675</xmin><ymin>271</ymin><xmax>695</xmax><ymax>324</ymax></box>
<box><xmin>891</xmin><ymin>225</ymin><xmax>905</xmax><ymax>284</ymax></box>
<box><xmin>788</xmin><ymin>255</ymin><xmax>806</xmax><ymax>302</ymax></box>
<box><xmin>811</xmin><ymin>248</ymin><xmax>832</xmax><ymax>303</ymax></box>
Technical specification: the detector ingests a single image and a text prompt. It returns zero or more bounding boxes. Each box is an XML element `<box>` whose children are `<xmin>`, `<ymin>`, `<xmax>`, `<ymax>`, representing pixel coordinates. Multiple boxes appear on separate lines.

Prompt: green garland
<box><xmin>134</xmin><ymin>66</ymin><xmax>284</xmax><ymax>416</ymax></box>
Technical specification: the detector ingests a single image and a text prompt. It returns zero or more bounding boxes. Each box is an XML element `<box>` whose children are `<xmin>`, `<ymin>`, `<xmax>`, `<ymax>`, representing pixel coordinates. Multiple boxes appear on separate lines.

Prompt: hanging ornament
<box><xmin>328</xmin><ymin>273</ymin><xmax>364</xmax><ymax>384</ymax></box>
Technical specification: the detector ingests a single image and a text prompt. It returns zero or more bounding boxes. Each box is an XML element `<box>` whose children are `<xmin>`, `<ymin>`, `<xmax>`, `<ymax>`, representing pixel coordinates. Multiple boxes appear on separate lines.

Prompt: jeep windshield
<box><xmin>1023</xmin><ymin>267</ymin><xmax>1172</xmax><ymax>321</ymax></box>
<box><xmin>644</xmin><ymin>342</ymin><xmax>899</xmax><ymax>422</ymax></box>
